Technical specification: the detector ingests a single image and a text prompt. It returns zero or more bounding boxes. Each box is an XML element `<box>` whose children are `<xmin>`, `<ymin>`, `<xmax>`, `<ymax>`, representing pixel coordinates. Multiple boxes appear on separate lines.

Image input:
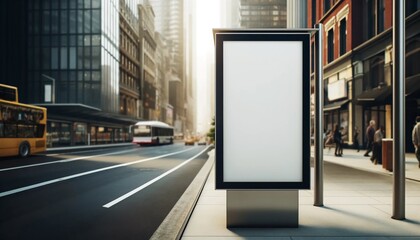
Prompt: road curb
<box><xmin>150</xmin><ymin>146</ymin><xmax>215</xmax><ymax>240</ymax></box>
<box><xmin>46</xmin><ymin>143</ymin><xmax>134</xmax><ymax>153</ymax></box>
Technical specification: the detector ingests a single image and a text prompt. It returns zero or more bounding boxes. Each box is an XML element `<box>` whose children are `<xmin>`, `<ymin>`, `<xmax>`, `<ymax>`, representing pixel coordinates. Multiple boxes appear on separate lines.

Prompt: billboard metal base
<box><xmin>226</xmin><ymin>190</ymin><xmax>298</xmax><ymax>228</ymax></box>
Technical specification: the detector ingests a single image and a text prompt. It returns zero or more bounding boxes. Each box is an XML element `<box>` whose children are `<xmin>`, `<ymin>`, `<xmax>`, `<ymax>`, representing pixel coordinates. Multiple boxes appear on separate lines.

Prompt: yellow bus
<box><xmin>0</xmin><ymin>84</ymin><xmax>47</xmax><ymax>157</ymax></box>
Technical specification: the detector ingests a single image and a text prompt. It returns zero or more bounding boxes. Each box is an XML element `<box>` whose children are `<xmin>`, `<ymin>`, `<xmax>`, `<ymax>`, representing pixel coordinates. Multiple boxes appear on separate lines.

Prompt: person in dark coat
<box><xmin>354</xmin><ymin>126</ymin><xmax>360</xmax><ymax>152</ymax></box>
<box><xmin>412</xmin><ymin>116</ymin><xmax>420</xmax><ymax>168</ymax></box>
<box><xmin>364</xmin><ymin>120</ymin><xmax>376</xmax><ymax>157</ymax></box>
<box><xmin>334</xmin><ymin>124</ymin><xmax>343</xmax><ymax>157</ymax></box>
<box><xmin>371</xmin><ymin>126</ymin><xmax>384</xmax><ymax>164</ymax></box>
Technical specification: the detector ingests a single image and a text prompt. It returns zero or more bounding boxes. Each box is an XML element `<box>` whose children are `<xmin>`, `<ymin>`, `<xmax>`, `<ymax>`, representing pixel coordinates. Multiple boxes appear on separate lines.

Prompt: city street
<box><xmin>182</xmin><ymin>149</ymin><xmax>420</xmax><ymax>239</ymax></box>
<box><xmin>0</xmin><ymin>143</ymin><xmax>211</xmax><ymax>240</ymax></box>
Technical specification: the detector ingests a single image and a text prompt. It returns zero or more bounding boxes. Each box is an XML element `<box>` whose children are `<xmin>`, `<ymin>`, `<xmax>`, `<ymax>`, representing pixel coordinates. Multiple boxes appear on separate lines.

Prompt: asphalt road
<box><xmin>0</xmin><ymin>143</ymin><xmax>212</xmax><ymax>240</ymax></box>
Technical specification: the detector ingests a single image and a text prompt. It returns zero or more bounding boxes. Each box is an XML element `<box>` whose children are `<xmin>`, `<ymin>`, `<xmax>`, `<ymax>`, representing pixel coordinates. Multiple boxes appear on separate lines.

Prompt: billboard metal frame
<box><xmin>214</xmin><ymin>31</ymin><xmax>311</xmax><ymax>190</ymax></box>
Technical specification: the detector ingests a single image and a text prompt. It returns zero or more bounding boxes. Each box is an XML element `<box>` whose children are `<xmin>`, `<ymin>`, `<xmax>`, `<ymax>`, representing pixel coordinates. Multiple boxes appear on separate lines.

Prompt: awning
<box><xmin>356</xmin><ymin>85</ymin><xmax>392</xmax><ymax>105</ymax></box>
<box><xmin>34</xmin><ymin>103</ymin><xmax>140</xmax><ymax>127</ymax></box>
<box><xmin>406</xmin><ymin>74</ymin><xmax>420</xmax><ymax>98</ymax></box>
<box><xmin>323</xmin><ymin>99</ymin><xmax>349</xmax><ymax>111</ymax></box>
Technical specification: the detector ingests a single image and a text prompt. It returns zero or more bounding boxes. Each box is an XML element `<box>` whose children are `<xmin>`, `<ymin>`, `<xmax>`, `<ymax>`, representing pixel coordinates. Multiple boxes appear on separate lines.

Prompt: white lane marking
<box><xmin>0</xmin><ymin>148</ymin><xmax>195</xmax><ymax>198</ymax></box>
<box><xmin>103</xmin><ymin>146</ymin><xmax>210</xmax><ymax>208</ymax></box>
<box><xmin>45</xmin><ymin>154</ymin><xmax>60</xmax><ymax>157</ymax></box>
<box><xmin>0</xmin><ymin>149</ymin><xmax>140</xmax><ymax>172</ymax></box>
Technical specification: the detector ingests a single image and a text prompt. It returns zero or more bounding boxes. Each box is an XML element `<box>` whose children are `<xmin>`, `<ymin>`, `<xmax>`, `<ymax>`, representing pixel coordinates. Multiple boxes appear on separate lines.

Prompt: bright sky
<box><xmin>195</xmin><ymin>0</ymin><xmax>222</xmax><ymax>134</ymax></box>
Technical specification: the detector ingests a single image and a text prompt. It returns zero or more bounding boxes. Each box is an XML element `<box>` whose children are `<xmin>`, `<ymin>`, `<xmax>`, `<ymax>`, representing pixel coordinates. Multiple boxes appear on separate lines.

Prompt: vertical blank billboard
<box><xmin>215</xmin><ymin>32</ymin><xmax>310</xmax><ymax>189</ymax></box>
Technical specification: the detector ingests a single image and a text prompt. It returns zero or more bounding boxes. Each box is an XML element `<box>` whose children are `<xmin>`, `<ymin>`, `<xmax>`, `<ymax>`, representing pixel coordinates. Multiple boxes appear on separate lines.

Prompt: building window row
<box><xmin>143</xmin><ymin>41</ymin><xmax>155</xmax><ymax>55</ymax></box>
<box><xmin>28</xmin><ymin>9</ymin><xmax>101</xmax><ymax>35</ymax></box>
<box><xmin>27</xmin><ymin>34</ymin><xmax>100</xmax><ymax>48</ymax></box>
<box><xmin>28</xmin><ymin>45</ymin><xmax>101</xmax><ymax>71</ymax></box>
<box><xmin>120</xmin><ymin>71</ymin><xmax>138</xmax><ymax>90</ymax></box>
<box><xmin>120</xmin><ymin>55</ymin><xmax>139</xmax><ymax>76</ymax></box>
<box><xmin>241</xmin><ymin>15</ymin><xmax>286</xmax><ymax>21</ymax></box>
<box><xmin>120</xmin><ymin>31</ymin><xmax>138</xmax><ymax>58</ymax></box>
<box><xmin>28</xmin><ymin>0</ymin><xmax>101</xmax><ymax>10</ymax></box>
<box><xmin>325</xmin><ymin>18</ymin><xmax>347</xmax><ymax>63</ymax></box>
<box><xmin>144</xmin><ymin>54</ymin><xmax>156</xmax><ymax>71</ymax></box>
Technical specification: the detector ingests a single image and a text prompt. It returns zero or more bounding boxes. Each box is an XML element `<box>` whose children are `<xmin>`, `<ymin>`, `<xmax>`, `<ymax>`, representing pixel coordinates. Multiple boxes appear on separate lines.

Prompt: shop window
<box><xmin>74</xmin><ymin>123</ymin><xmax>87</xmax><ymax>145</ymax></box>
<box><xmin>340</xmin><ymin>111</ymin><xmax>349</xmax><ymax>142</ymax></box>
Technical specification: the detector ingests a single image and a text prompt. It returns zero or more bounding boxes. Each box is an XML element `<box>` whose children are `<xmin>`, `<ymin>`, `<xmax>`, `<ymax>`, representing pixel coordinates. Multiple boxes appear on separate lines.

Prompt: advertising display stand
<box><xmin>214</xmin><ymin>29</ymin><xmax>312</xmax><ymax>228</ymax></box>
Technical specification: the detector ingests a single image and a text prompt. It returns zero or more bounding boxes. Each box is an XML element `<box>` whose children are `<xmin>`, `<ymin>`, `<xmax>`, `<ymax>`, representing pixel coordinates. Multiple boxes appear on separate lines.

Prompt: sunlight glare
<box><xmin>195</xmin><ymin>0</ymin><xmax>222</xmax><ymax>133</ymax></box>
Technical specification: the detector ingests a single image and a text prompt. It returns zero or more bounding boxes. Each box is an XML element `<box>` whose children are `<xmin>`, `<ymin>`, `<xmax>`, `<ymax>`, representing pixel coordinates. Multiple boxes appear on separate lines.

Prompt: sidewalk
<box><xmin>181</xmin><ymin>149</ymin><xmax>420</xmax><ymax>239</ymax></box>
<box><xmin>318</xmin><ymin>147</ymin><xmax>420</xmax><ymax>182</ymax></box>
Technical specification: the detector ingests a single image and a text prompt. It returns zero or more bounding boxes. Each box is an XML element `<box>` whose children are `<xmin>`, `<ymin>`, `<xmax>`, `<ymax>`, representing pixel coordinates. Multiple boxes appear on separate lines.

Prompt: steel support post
<box><xmin>392</xmin><ymin>0</ymin><xmax>405</xmax><ymax>220</ymax></box>
<box><xmin>314</xmin><ymin>24</ymin><xmax>324</xmax><ymax>207</ymax></box>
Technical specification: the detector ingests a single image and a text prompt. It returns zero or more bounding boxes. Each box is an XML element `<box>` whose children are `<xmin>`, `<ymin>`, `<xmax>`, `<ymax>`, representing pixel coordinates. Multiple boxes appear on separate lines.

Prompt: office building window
<box><xmin>406</xmin><ymin>0</ymin><xmax>420</xmax><ymax>17</ymax></box>
<box><xmin>363</xmin><ymin>54</ymin><xmax>384</xmax><ymax>90</ymax></box>
<box><xmin>327</xmin><ymin>29</ymin><xmax>334</xmax><ymax>63</ymax></box>
<box><xmin>406</xmin><ymin>40</ymin><xmax>420</xmax><ymax>77</ymax></box>
<box><xmin>367</xmin><ymin>0</ymin><xmax>385</xmax><ymax>39</ymax></box>
<box><xmin>312</xmin><ymin>0</ymin><xmax>316</xmax><ymax>27</ymax></box>
<box><xmin>324</xmin><ymin>0</ymin><xmax>331</xmax><ymax>14</ymax></box>
<box><xmin>339</xmin><ymin>19</ymin><xmax>346</xmax><ymax>56</ymax></box>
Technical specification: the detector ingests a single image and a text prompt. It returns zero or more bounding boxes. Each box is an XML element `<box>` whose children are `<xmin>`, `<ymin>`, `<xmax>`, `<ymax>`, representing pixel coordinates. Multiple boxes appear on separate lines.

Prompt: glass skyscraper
<box><xmin>240</xmin><ymin>0</ymin><xmax>287</xmax><ymax>28</ymax></box>
<box><xmin>1</xmin><ymin>0</ymin><xmax>134</xmax><ymax>146</ymax></box>
<box><xmin>26</xmin><ymin>0</ymin><xmax>119</xmax><ymax>113</ymax></box>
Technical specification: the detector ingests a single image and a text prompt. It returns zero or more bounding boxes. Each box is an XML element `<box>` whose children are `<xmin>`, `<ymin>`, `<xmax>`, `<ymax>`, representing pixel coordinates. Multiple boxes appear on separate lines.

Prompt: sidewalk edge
<box><xmin>150</xmin><ymin>147</ymin><xmax>215</xmax><ymax>240</ymax></box>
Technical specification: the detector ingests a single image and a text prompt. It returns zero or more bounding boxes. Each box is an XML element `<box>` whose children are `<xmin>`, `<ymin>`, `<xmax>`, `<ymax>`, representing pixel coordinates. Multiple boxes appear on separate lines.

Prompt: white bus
<box><xmin>132</xmin><ymin>121</ymin><xmax>174</xmax><ymax>146</ymax></box>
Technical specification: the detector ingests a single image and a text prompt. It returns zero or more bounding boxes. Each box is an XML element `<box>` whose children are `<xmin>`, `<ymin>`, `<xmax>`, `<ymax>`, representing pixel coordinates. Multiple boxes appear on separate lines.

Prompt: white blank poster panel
<box><xmin>223</xmin><ymin>41</ymin><xmax>303</xmax><ymax>182</ymax></box>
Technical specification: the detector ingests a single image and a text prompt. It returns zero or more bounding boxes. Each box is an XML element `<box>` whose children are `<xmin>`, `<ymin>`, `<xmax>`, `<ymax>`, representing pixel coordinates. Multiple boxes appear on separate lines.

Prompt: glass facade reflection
<box><xmin>101</xmin><ymin>0</ymin><xmax>119</xmax><ymax>113</ymax></box>
<box><xmin>26</xmin><ymin>0</ymin><xmax>119</xmax><ymax>114</ymax></box>
<box><xmin>20</xmin><ymin>0</ymin><xmax>132</xmax><ymax>147</ymax></box>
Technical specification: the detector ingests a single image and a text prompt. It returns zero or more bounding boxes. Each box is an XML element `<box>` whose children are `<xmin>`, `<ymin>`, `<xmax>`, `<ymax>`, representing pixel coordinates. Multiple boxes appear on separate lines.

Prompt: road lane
<box><xmin>0</xmin><ymin>143</ymin><xmax>192</xmax><ymax>192</ymax></box>
<box><xmin>103</xmin><ymin>146</ymin><xmax>210</xmax><ymax>208</ymax></box>
<box><xmin>0</xmin><ymin>148</ymin><xmax>140</xmax><ymax>172</ymax></box>
<box><xmin>0</xmin><ymin>144</ymin><xmax>211</xmax><ymax>240</ymax></box>
<box><xmin>0</xmin><ymin>147</ymin><xmax>195</xmax><ymax>197</ymax></box>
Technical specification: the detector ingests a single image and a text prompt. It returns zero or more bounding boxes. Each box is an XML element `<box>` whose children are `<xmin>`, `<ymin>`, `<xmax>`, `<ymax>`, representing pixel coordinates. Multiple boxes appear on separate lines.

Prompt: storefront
<box><xmin>324</xmin><ymin>99</ymin><xmax>349</xmax><ymax>143</ymax></box>
<box><xmin>323</xmin><ymin>72</ymin><xmax>351</xmax><ymax>144</ymax></box>
<box><xmin>41</xmin><ymin>104</ymin><xmax>137</xmax><ymax>148</ymax></box>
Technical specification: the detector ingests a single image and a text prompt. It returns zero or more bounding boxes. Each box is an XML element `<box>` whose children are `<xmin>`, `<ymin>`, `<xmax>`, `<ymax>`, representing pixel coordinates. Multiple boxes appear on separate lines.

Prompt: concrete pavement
<box><xmin>181</xmin><ymin>148</ymin><xmax>420</xmax><ymax>239</ymax></box>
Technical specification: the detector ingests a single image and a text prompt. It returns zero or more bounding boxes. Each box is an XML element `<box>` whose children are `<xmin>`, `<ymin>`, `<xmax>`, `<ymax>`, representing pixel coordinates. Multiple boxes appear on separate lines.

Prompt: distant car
<box><xmin>184</xmin><ymin>137</ymin><xmax>195</xmax><ymax>146</ymax></box>
<box><xmin>197</xmin><ymin>138</ymin><xmax>207</xmax><ymax>145</ymax></box>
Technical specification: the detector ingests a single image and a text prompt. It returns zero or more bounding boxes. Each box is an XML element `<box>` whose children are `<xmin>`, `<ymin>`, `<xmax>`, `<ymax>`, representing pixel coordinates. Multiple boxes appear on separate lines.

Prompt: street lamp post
<box><xmin>392</xmin><ymin>0</ymin><xmax>405</xmax><ymax>220</ymax></box>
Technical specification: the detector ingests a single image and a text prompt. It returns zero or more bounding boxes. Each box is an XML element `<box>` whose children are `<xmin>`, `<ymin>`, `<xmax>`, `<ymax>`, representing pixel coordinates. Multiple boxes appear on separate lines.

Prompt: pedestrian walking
<box><xmin>324</xmin><ymin>129</ymin><xmax>334</xmax><ymax>150</ymax></box>
<box><xmin>354</xmin><ymin>126</ymin><xmax>360</xmax><ymax>152</ymax></box>
<box><xmin>334</xmin><ymin>124</ymin><xmax>343</xmax><ymax>157</ymax></box>
<box><xmin>371</xmin><ymin>126</ymin><xmax>383</xmax><ymax>165</ymax></box>
<box><xmin>364</xmin><ymin>120</ymin><xmax>376</xmax><ymax>157</ymax></box>
<box><xmin>412</xmin><ymin>116</ymin><xmax>420</xmax><ymax>168</ymax></box>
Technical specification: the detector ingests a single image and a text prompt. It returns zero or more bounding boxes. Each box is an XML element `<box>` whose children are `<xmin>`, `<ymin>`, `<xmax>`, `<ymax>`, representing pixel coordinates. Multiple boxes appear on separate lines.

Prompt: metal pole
<box><xmin>392</xmin><ymin>0</ymin><xmax>405</xmax><ymax>220</ymax></box>
<box><xmin>314</xmin><ymin>23</ymin><xmax>324</xmax><ymax>206</ymax></box>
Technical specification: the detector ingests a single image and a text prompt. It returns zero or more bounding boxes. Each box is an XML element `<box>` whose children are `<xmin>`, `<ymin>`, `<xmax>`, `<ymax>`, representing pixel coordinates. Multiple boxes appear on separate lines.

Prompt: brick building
<box><xmin>309</xmin><ymin>0</ymin><xmax>420</xmax><ymax>152</ymax></box>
